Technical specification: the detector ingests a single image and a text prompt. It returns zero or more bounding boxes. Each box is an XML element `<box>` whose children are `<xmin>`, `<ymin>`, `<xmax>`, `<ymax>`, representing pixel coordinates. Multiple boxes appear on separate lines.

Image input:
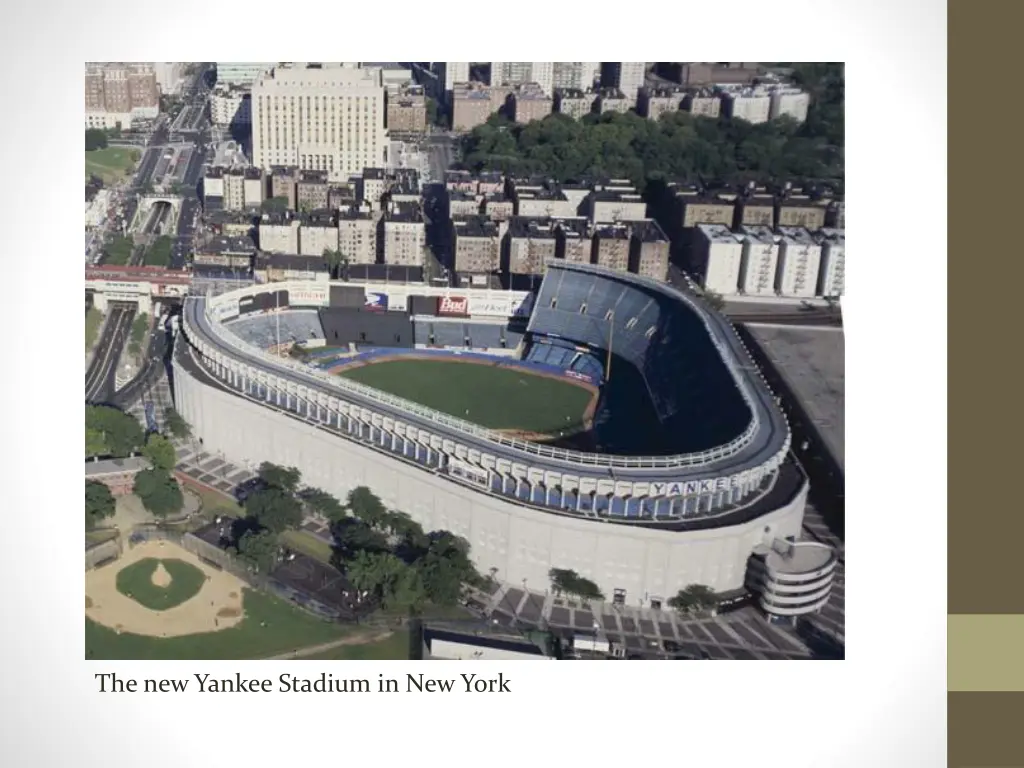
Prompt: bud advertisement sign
<box><xmin>437</xmin><ymin>296</ymin><xmax>469</xmax><ymax>317</ymax></box>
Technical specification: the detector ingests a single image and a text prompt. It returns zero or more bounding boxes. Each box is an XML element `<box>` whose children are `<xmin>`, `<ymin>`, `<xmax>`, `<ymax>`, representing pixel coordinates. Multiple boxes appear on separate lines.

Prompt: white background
<box><xmin>0</xmin><ymin>0</ymin><xmax>946</xmax><ymax>764</ymax></box>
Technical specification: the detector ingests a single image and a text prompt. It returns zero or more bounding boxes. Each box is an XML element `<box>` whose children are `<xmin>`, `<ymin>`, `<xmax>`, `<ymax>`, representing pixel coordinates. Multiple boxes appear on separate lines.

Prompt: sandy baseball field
<box><xmin>85</xmin><ymin>540</ymin><xmax>246</xmax><ymax>638</ymax></box>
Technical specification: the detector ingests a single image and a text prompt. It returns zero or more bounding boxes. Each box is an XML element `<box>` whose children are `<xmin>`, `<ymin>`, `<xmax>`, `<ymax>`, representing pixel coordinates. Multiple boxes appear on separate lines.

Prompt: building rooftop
<box><xmin>739</xmin><ymin>225</ymin><xmax>779</xmax><ymax>244</ymax></box>
<box><xmin>257</xmin><ymin>253</ymin><xmax>331</xmax><ymax>271</ymax></box>
<box><xmin>301</xmin><ymin>210</ymin><xmax>337</xmax><ymax>227</ymax></box>
<box><xmin>762</xmin><ymin>540</ymin><xmax>836</xmax><ymax>575</ymax></box>
<box><xmin>594</xmin><ymin>224</ymin><xmax>631</xmax><ymax>240</ymax></box>
<box><xmin>363</xmin><ymin>167</ymin><xmax>386</xmax><ymax>180</ymax></box>
<box><xmin>815</xmin><ymin>228</ymin><xmax>845</xmax><ymax>246</ymax></box>
<box><xmin>243</xmin><ymin>167</ymin><xmax>263</xmax><ymax>180</ymax></box>
<box><xmin>554</xmin><ymin>217</ymin><xmax>590</xmax><ymax>237</ymax></box>
<box><xmin>260</xmin><ymin>211</ymin><xmax>297</xmax><ymax>226</ymax></box>
<box><xmin>746</xmin><ymin>323</ymin><xmax>845</xmax><ymax>472</ymax></box>
<box><xmin>385</xmin><ymin>202</ymin><xmax>422</xmax><ymax>223</ymax></box>
<box><xmin>298</xmin><ymin>170</ymin><xmax>329</xmax><ymax>184</ymax></box>
<box><xmin>509</xmin><ymin>216</ymin><xmax>557</xmax><ymax>238</ymax></box>
<box><xmin>777</xmin><ymin>226</ymin><xmax>819</xmax><ymax>246</ymax></box>
<box><xmin>337</xmin><ymin>205</ymin><xmax>374</xmax><ymax>221</ymax></box>
<box><xmin>452</xmin><ymin>215</ymin><xmax>499</xmax><ymax>238</ymax></box>
<box><xmin>630</xmin><ymin>219</ymin><xmax>669</xmax><ymax>243</ymax></box>
<box><xmin>269</xmin><ymin>165</ymin><xmax>299</xmax><ymax>177</ymax></box>
<box><xmin>697</xmin><ymin>223</ymin><xmax>741</xmax><ymax>244</ymax></box>
<box><xmin>204</xmin><ymin>235</ymin><xmax>256</xmax><ymax>254</ymax></box>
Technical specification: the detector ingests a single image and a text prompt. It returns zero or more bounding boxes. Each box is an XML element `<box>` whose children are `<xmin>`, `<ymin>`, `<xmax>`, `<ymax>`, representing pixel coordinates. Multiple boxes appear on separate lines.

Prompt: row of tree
<box><xmin>229</xmin><ymin>462</ymin><xmax>483</xmax><ymax>614</ymax></box>
<box><xmin>459</xmin><ymin>64</ymin><xmax>844</xmax><ymax>192</ymax></box>
<box><xmin>548</xmin><ymin>567</ymin><xmax>721</xmax><ymax>616</ymax></box>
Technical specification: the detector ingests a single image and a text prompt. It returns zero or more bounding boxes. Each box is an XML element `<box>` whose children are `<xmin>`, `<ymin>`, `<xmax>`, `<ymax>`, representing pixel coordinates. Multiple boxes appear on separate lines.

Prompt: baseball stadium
<box><xmin>173</xmin><ymin>263</ymin><xmax>808</xmax><ymax>606</ymax></box>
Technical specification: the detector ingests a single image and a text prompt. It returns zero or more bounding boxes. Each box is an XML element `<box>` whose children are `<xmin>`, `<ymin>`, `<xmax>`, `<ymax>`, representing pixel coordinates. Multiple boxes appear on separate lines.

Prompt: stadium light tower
<box><xmin>604</xmin><ymin>311</ymin><xmax>614</xmax><ymax>382</ymax></box>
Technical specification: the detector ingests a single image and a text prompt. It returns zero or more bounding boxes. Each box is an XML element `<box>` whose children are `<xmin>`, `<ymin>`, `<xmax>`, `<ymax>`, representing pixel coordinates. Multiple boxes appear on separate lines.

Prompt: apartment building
<box><xmin>489</xmin><ymin>62</ymin><xmax>554</xmax><ymax>96</ymax></box>
<box><xmin>596</xmin><ymin>89</ymin><xmax>630</xmax><ymax>114</ymax></box>
<box><xmin>223</xmin><ymin>169</ymin><xmax>246</xmax><ymax>211</ymax></box>
<box><xmin>360</xmin><ymin>168</ymin><xmax>388</xmax><ymax>210</ymax></box>
<box><xmin>600</xmin><ymin>62</ymin><xmax>646</xmax><ymax>106</ymax></box>
<box><xmin>815</xmin><ymin>228</ymin><xmax>845</xmax><ymax>298</ymax></box>
<box><xmin>675</xmin><ymin>62</ymin><xmax>760</xmax><ymax>88</ymax></box>
<box><xmin>203</xmin><ymin>167</ymin><xmax>225</xmax><ymax>210</ymax></box>
<box><xmin>511</xmin><ymin>86</ymin><xmax>553</xmax><ymax>124</ymax></box>
<box><xmin>505</xmin><ymin>217</ymin><xmax>558</xmax><ymax>275</ymax></box>
<box><xmin>255</xmin><ymin>253</ymin><xmax>331</xmax><ymax>283</ymax></box>
<box><xmin>445</xmin><ymin>169</ymin><xmax>475</xmax><ymax>193</ymax></box>
<box><xmin>629</xmin><ymin>219</ymin><xmax>671</xmax><ymax>281</ymax></box>
<box><xmin>192</xmin><ymin>235</ymin><xmax>256</xmax><ymax>269</ymax></box>
<box><xmin>593</xmin><ymin>225</ymin><xmax>632</xmax><ymax>273</ymax></box>
<box><xmin>297</xmin><ymin>170</ymin><xmax>330</xmax><ymax>210</ymax></box>
<box><xmin>449</xmin><ymin>190</ymin><xmax>483</xmax><ymax>217</ymax></box>
<box><xmin>453</xmin><ymin>216</ymin><xmax>501</xmax><ymax>274</ymax></box>
<box><xmin>217</xmin><ymin>62</ymin><xmax>274</xmax><ymax>86</ymax></box>
<box><xmin>432</xmin><ymin>62</ymin><xmax>470</xmax><ymax>104</ymax></box>
<box><xmin>681</xmin><ymin>89</ymin><xmax>722</xmax><ymax>118</ymax></box>
<box><xmin>775</xmin><ymin>227</ymin><xmax>822</xmax><ymax>298</ymax></box>
<box><xmin>827</xmin><ymin>200</ymin><xmax>845</xmax><ymax>229</ymax></box>
<box><xmin>672</xmin><ymin>184</ymin><xmax>735</xmax><ymax>229</ymax></box>
<box><xmin>268</xmin><ymin>166</ymin><xmax>301</xmax><ymax>210</ymax></box>
<box><xmin>588</xmin><ymin>189</ymin><xmax>648</xmax><ymax>224</ymax></box>
<box><xmin>476</xmin><ymin>172</ymin><xmax>504</xmax><ymax>196</ymax></box>
<box><xmin>337</xmin><ymin>206</ymin><xmax>379</xmax><ymax>265</ymax></box>
<box><xmin>210</xmin><ymin>84</ymin><xmax>252</xmax><ymax>127</ymax></box>
<box><xmin>482</xmin><ymin>193</ymin><xmax>514</xmax><ymax>221</ymax></box>
<box><xmin>243</xmin><ymin>168</ymin><xmax>265</xmax><ymax>208</ymax></box>
<box><xmin>84</xmin><ymin>62</ymin><xmax>159</xmax><ymax>129</ymax></box>
<box><xmin>776</xmin><ymin>189</ymin><xmax>828</xmax><ymax>230</ymax></box>
<box><xmin>154</xmin><ymin>62</ymin><xmax>183</xmax><ymax>95</ymax></box>
<box><xmin>297</xmin><ymin>210</ymin><xmax>340</xmax><ymax>256</ymax></box>
<box><xmin>555</xmin><ymin>218</ymin><xmax>593</xmax><ymax>265</ymax></box>
<box><xmin>554</xmin><ymin>88</ymin><xmax>598</xmax><ymax>120</ymax></box>
<box><xmin>769</xmin><ymin>88</ymin><xmax>811</xmax><ymax>122</ymax></box>
<box><xmin>553</xmin><ymin>62</ymin><xmax>600</xmax><ymax>91</ymax></box>
<box><xmin>720</xmin><ymin>88</ymin><xmax>772</xmax><ymax>124</ymax></box>
<box><xmin>251</xmin><ymin>64</ymin><xmax>387</xmax><ymax>181</ymax></box>
<box><xmin>737</xmin><ymin>225</ymin><xmax>780</xmax><ymax>297</ymax></box>
<box><xmin>514</xmin><ymin>186</ymin><xmax>577</xmax><ymax>218</ymax></box>
<box><xmin>734</xmin><ymin>184</ymin><xmax>776</xmax><ymax>228</ymax></box>
<box><xmin>258</xmin><ymin>212</ymin><xmax>301</xmax><ymax>254</ymax></box>
<box><xmin>382</xmin><ymin>202</ymin><xmax>425</xmax><ymax>266</ymax></box>
<box><xmin>695</xmin><ymin>223</ymin><xmax>744</xmax><ymax>296</ymax></box>
<box><xmin>387</xmin><ymin>87</ymin><xmax>427</xmax><ymax>133</ymax></box>
<box><xmin>451</xmin><ymin>82</ymin><xmax>507</xmax><ymax>132</ymax></box>
<box><xmin>638</xmin><ymin>87</ymin><xmax>684</xmax><ymax>121</ymax></box>
<box><xmin>328</xmin><ymin>184</ymin><xmax>358</xmax><ymax>210</ymax></box>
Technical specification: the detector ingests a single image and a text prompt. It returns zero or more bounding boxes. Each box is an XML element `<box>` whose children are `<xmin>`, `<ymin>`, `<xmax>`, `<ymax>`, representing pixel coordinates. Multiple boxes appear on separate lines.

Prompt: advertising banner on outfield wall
<box><xmin>289</xmin><ymin>285</ymin><xmax>329</xmax><ymax>307</ymax></box>
<box><xmin>237</xmin><ymin>295</ymin><xmax>256</xmax><ymax>316</ymax></box>
<box><xmin>437</xmin><ymin>295</ymin><xmax>469</xmax><ymax>317</ymax></box>
<box><xmin>364</xmin><ymin>292</ymin><xmax>389</xmax><ymax>311</ymax></box>
<box><xmin>467</xmin><ymin>296</ymin><xmax>512</xmax><ymax>318</ymax></box>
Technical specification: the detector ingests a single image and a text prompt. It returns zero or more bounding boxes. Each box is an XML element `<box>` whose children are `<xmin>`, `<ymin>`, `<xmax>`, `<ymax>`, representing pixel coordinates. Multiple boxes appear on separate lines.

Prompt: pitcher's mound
<box><xmin>151</xmin><ymin>562</ymin><xmax>173</xmax><ymax>588</ymax></box>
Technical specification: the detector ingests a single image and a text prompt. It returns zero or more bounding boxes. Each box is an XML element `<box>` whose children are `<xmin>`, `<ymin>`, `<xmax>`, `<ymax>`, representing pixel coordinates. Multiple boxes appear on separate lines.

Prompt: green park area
<box><xmin>86</xmin><ymin>147</ymin><xmax>140</xmax><ymax>184</ymax></box>
<box><xmin>102</xmin><ymin>234</ymin><xmax>135</xmax><ymax>266</ymax></box>
<box><xmin>115</xmin><ymin>558</ymin><xmax>206</xmax><ymax>611</ymax></box>
<box><xmin>86</xmin><ymin>306</ymin><xmax>103</xmax><ymax>352</ymax></box>
<box><xmin>144</xmin><ymin>235</ymin><xmax>173</xmax><ymax>267</ymax></box>
<box><xmin>337</xmin><ymin>359</ymin><xmax>594</xmax><ymax>435</ymax></box>
<box><xmin>85</xmin><ymin>588</ymin><xmax>348</xmax><ymax>660</ymax></box>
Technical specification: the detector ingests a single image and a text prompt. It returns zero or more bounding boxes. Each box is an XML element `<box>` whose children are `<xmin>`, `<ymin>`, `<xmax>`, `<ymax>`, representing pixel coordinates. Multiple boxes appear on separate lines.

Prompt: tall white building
<box><xmin>601</xmin><ymin>62</ymin><xmax>646</xmax><ymax>106</ymax></box>
<box><xmin>815</xmin><ymin>229</ymin><xmax>845</xmax><ymax>298</ymax></box>
<box><xmin>209</xmin><ymin>85</ymin><xmax>251</xmax><ymax>127</ymax></box>
<box><xmin>696</xmin><ymin>224</ymin><xmax>743</xmax><ymax>296</ymax></box>
<box><xmin>153</xmin><ymin>62</ymin><xmax>184</xmax><ymax>95</ymax></box>
<box><xmin>776</xmin><ymin>227</ymin><xmax>822</xmax><ymax>298</ymax></box>
<box><xmin>738</xmin><ymin>226</ymin><xmax>780</xmax><ymax>297</ymax></box>
<box><xmin>722</xmin><ymin>88</ymin><xmax>772</xmax><ymax>123</ymax></box>
<box><xmin>489</xmin><ymin>62</ymin><xmax>554</xmax><ymax>96</ymax></box>
<box><xmin>251</xmin><ymin>65</ymin><xmax>388</xmax><ymax>182</ymax></box>
<box><xmin>217</xmin><ymin>62</ymin><xmax>275</xmax><ymax>86</ymax></box>
<box><xmin>553</xmin><ymin>62</ymin><xmax>600</xmax><ymax>91</ymax></box>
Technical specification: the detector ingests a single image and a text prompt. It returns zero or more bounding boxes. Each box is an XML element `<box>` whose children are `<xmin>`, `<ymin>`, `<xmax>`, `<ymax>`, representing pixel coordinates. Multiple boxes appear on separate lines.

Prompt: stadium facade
<box><xmin>173</xmin><ymin>264</ymin><xmax>808</xmax><ymax>606</ymax></box>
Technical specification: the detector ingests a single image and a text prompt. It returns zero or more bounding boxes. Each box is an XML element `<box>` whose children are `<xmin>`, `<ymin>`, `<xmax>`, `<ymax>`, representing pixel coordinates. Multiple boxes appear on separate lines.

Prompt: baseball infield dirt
<box><xmin>85</xmin><ymin>540</ymin><xmax>246</xmax><ymax>638</ymax></box>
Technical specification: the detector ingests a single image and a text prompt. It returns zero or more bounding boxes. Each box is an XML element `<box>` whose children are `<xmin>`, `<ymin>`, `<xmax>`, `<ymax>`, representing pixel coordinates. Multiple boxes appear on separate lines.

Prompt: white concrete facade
<box><xmin>815</xmin><ymin>229</ymin><xmax>845</xmax><ymax>298</ymax></box>
<box><xmin>739</xmin><ymin>226</ymin><xmax>780</xmax><ymax>297</ymax></box>
<box><xmin>173</xmin><ymin>347</ymin><xmax>807</xmax><ymax>604</ymax></box>
<box><xmin>258</xmin><ymin>222</ymin><xmax>300</xmax><ymax>254</ymax></box>
<box><xmin>769</xmin><ymin>89</ymin><xmax>811</xmax><ymax>122</ymax></box>
<box><xmin>776</xmin><ymin>227</ymin><xmax>823</xmax><ymax>298</ymax></box>
<box><xmin>251</xmin><ymin>65</ymin><xmax>387</xmax><ymax>181</ymax></box>
<box><xmin>489</xmin><ymin>62</ymin><xmax>554</xmax><ymax>96</ymax></box>
<box><xmin>697</xmin><ymin>224</ymin><xmax>744</xmax><ymax>296</ymax></box>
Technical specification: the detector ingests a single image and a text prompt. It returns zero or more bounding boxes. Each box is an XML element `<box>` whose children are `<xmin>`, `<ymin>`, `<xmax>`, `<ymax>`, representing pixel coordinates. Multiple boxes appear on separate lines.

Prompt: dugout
<box><xmin>318</xmin><ymin>307</ymin><xmax>414</xmax><ymax>348</ymax></box>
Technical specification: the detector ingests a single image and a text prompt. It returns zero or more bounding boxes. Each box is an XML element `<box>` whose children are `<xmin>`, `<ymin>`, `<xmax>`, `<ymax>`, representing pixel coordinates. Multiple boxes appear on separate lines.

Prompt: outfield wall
<box><xmin>174</xmin><ymin>351</ymin><xmax>807</xmax><ymax>605</ymax></box>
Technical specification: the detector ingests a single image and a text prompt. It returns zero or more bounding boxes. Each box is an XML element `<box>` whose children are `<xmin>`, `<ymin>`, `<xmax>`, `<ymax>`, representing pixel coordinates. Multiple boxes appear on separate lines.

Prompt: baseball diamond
<box><xmin>172</xmin><ymin>263</ymin><xmax>805</xmax><ymax>604</ymax></box>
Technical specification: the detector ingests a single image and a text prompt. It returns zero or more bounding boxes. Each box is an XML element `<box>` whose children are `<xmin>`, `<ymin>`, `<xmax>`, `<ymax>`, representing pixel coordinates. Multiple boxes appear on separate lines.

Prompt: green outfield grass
<box><xmin>337</xmin><ymin>359</ymin><xmax>593</xmax><ymax>434</ymax></box>
<box><xmin>115</xmin><ymin>558</ymin><xmax>206</xmax><ymax>611</ymax></box>
<box><xmin>85</xmin><ymin>147</ymin><xmax>140</xmax><ymax>184</ymax></box>
<box><xmin>85</xmin><ymin>588</ymin><xmax>348</xmax><ymax>660</ymax></box>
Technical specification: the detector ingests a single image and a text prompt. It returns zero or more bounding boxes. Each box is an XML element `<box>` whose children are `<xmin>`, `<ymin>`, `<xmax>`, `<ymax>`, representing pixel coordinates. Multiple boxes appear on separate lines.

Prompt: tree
<box><xmin>86</xmin><ymin>405</ymin><xmax>144</xmax><ymax>458</ymax></box>
<box><xmin>347</xmin><ymin>486</ymin><xmax>388</xmax><ymax>529</ymax></box>
<box><xmin>85</xmin><ymin>481</ymin><xmax>116</xmax><ymax>530</ymax></box>
<box><xmin>299</xmin><ymin>487</ymin><xmax>346</xmax><ymax>522</ymax></box>
<box><xmin>668</xmin><ymin>584</ymin><xmax>719</xmax><ymax>615</ymax></box>
<box><xmin>345</xmin><ymin>551</ymin><xmax>423</xmax><ymax>611</ymax></box>
<box><xmin>548</xmin><ymin>567</ymin><xmax>604</xmax><ymax>601</ymax></box>
<box><xmin>332</xmin><ymin>518</ymin><xmax>390</xmax><ymax>560</ymax></box>
<box><xmin>162</xmin><ymin>408</ymin><xmax>191</xmax><ymax>440</ymax></box>
<box><xmin>86</xmin><ymin>428</ymin><xmax>107</xmax><ymax>459</ymax></box>
<box><xmin>236</xmin><ymin>529</ymin><xmax>280</xmax><ymax>573</ymax></box>
<box><xmin>257</xmin><ymin>462</ymin><xmax>301</xmax><ymax>493</ymax></box>
<box><xmin>142</xmin><ymin>433</ymin><xmax>177</xmax><ymax>471</ymax></box>
<box><xmin>261</xmin><ymin>196</ymin><xmax>289</xmax><ymax>214</ymax></box>
<box><xmin>133</xmin><ymin>468</ymin><xmax>184</xmax><ymax>517</ymax></box>
<box><xmin>245</xmin><ymin>487</ymin><xmax>302</xmax><ymax>533</ymax></box>
<box><xmin>85</xmin><ymin>129</ymin><xmax>108</xmax><ymax>151</ymax></box>
<box><xmin>322</xmin><ymin>248</ymin><xmax>350</xmax><ymax>280</ymax></box>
